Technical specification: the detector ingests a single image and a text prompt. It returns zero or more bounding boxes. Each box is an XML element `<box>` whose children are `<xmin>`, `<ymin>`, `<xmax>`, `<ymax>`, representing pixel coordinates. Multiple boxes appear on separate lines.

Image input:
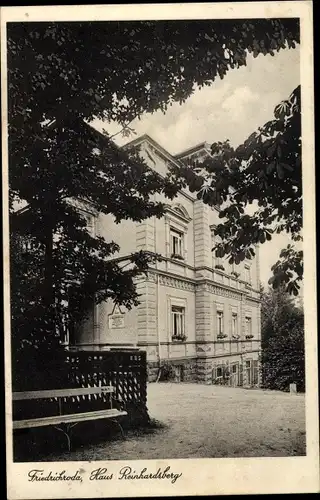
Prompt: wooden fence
<box><xmin>12</xmin><ymin>349</ymin><xmax>149</xmax><ymax>425</ymax></box>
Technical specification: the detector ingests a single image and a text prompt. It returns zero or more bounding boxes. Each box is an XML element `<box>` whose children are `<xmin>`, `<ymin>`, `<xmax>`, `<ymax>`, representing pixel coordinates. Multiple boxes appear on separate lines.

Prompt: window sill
<box><xmin>231</xmin><ymin>273</ymin><xmax>240</xmax><ymax>279</ymax></box>
<box><xmin>214</xmin><ymin>266</ymin><xmax>225</xmax><ymax>272</ymax></box>
<box><xmin>170</xmin><ymin>254</ymin><xmax>185</xmax><ymax>261</ymax></box>
<box><xmin>172</xmin><ymin>337</ymin><xmax>187</xmax><ymax>343</ymax></box>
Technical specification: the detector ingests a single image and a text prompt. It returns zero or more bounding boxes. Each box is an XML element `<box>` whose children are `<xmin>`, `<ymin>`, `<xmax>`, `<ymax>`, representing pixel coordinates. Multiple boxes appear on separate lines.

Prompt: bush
<box><xmin>261</xmin><ymin>310</ymin><xmax>305</xmax><ymax>392</ymax></box>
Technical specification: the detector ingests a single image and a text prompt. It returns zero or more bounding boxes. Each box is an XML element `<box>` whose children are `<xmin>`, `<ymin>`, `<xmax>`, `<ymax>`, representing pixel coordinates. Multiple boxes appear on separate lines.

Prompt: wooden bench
<box><xmin>13</xmin><ymin>385</ymin><xmax>128</xmax><ymax>451</ymax></box>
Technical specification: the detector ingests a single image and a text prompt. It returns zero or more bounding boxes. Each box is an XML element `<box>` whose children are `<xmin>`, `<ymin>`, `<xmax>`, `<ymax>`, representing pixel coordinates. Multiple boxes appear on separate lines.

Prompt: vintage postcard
<box><xmin>2</xmin><ymin>1</ymin><xmax>319</xmax><ymax>498</ymax></box>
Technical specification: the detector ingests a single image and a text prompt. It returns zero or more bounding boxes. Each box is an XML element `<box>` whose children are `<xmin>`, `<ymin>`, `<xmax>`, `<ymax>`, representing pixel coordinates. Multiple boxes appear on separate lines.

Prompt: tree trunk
<box><xmin>43</xmin><ymin>219</ymin><xmax>56</xmax><ymax>347</ymax></box>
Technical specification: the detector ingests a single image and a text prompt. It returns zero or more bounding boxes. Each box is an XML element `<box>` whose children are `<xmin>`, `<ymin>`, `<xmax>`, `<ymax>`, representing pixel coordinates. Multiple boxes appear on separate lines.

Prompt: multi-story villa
<box><xmin>68</xmin><ymin>131</ymin><xmax>262</xmax><ymax>387</ymax></box>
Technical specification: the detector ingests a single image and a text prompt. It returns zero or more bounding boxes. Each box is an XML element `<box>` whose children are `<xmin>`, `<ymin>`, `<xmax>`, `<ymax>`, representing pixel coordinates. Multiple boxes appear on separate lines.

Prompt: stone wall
<box><xmin>147</xmin><ymin>358</ymin><xmax>198</xmax><ymax>383</ymax></box>
<box><xmin>146</xmin><ymin>349</ymin><xmax>260</xmax><ymax>387</ymax></box>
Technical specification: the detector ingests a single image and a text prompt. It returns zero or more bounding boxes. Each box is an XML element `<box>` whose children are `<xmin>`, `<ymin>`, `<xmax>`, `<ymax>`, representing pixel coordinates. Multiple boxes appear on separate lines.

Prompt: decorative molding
<box><xmin>164</xmin><ymin>203</ymin><xmax>192</xmax><ymax>224</ymax></box>
<box><xmin>143</xmin><ymin>270</ymin><xmax>260</xmax><ymax>303</ymax></box>
<box><xmin>144</xmin><ymin>271</ymin><xmax>195</xmax><ymax>292</ymax></box>
<box><xmin>145</xmin><ymin>272</ymin><xmax>158</xmax><ymax>283</ymax></box>
<box><xmin>140</xmin><ymin>260</ymin><xmax>259</xmax><ymax>294</ymax></box>
<box><xmin>206</xmin><ymin>283</ymin><xmax>243</xmax><ymax>300</ymax></box>
<box><xmin>196</xmin><ymin>344</ymin><xmax>212</xmax><ymax>353</ymax></box>
<box><xmin>246</xmin><ymin>296</ymin><xmax>261</xmax><ymax>306</ymax></box>
<box><xmin>160</xmin><ymin>274</ymin><xmax>195</xmax><ymax>291</ymax></box>
<box><xmin>138</xmin><ymin>339</ymin><xmax>261</xmax><ymax>347</ymax></box>
<box><xmin>148</xmin><ymin>273</ymin><xmax>237</xmax><ymax>298</ymax></box>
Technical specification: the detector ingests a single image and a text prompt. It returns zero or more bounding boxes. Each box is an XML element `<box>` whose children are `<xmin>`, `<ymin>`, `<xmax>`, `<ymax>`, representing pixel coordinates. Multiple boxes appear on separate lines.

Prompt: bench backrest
<box><xmin>13</xmin><ymin>386</ymin><xmax>114</xmax><ymax>401</ymax></box>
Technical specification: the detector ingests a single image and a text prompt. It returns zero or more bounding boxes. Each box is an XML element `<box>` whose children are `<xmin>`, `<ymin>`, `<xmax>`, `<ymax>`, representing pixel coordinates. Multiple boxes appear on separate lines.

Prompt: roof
<box><xmin>122</xmin><ymin>134</ymin><xmax>183</xmax><ymax>168</ymax></box>
<box><xmin>175</xmin><ymin>141</ymin><xmax>211</xmax><ymax>159</ymax></box>
<box><xmin>46</xmin><ymin>118</ymin><xmax>211</xmax><ymax>167</ymax></box>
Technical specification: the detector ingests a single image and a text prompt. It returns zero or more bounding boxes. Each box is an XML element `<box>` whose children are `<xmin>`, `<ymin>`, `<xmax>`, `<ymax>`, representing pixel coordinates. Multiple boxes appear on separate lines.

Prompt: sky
<box><xmin>91</xmin><ymin>46</ymin><xmax>300</xmax><ymax>287</ymax></box>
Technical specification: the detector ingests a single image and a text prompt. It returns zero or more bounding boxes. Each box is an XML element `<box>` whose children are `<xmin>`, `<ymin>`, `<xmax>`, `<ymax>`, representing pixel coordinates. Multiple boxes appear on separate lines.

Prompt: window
<box><xmin>211</xmin><ymin>230</ymin><xmax>225</xmax><ymax>270</ymax></box>
<box><xmin>245</xmin><ymin>316</ymin><xmax>252</xmax><ymax>337</ymax></box>
<box><xmin>165</xmin><ymin>206</ymin><xmax>190</xmax><ymax>261</ymax></box>
<box><xmin>232</xmin><ymin>313</ymin><xmax>238</xmax><ymax>336</ymax></box>
<box><xmin>245</xmin><ymin>265</ymin><xmax>251</xmax><ymax>284</ymax></box>
<box><xmin>171</xmin><ymin>306</ymin><xmax>185</xmax><ymax>340</ymax></box>
<box><xmin>217</xmin><ymin>310</ymin><xmax>224</xmax><ymax>336</ymax></box>
<box><xmin>170</xmin><ymin>228</ymin><xmax>183</xmax><ymax>257</ymax></box>
<box><xmin>246</xmin><ymin>360</ymin><xmax>252</xmax><ymax>385</ymax></box>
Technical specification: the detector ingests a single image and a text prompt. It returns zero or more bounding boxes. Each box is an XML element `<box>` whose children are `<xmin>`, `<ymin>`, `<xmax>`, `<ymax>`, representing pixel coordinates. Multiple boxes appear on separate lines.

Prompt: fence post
<box><xmin>289</xmin><ymin>383</ymin><xmax>297</xmax><ymax>394</ymax></box>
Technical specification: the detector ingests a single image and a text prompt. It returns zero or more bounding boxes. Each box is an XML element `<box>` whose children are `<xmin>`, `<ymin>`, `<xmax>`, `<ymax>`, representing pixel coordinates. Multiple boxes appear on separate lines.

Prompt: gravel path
<box><xmin>25</xmin><ymin>383</ymin><xmax>306</xmax><ymax>461</ymax></box>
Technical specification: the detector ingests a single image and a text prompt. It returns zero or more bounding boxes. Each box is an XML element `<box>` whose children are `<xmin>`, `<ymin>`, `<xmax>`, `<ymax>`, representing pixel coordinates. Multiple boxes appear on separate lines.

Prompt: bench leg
<box><xmin>54</xmin><ymin>425</ymin><xmax>73</xmax><ymax>452</ymax></box>
<box><xmin>110</xmin><ymin>419</ymin><xmax>125</xmax><ymax>439</ymax></box>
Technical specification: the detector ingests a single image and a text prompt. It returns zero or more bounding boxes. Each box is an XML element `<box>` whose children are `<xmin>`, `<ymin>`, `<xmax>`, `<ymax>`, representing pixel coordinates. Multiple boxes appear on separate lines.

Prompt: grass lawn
<box><xmin>17</xmin><ymin>382</ymin><xmax>306</xmax><ymax>461</ymax></box>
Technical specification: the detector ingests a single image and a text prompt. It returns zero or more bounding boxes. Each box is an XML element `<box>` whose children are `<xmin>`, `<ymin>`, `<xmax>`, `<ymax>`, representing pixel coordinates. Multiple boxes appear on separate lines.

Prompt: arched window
<box><xmin>164</xmin><ymin>204</ymin><xmax>191</xmax><ymax>262</ymax></box>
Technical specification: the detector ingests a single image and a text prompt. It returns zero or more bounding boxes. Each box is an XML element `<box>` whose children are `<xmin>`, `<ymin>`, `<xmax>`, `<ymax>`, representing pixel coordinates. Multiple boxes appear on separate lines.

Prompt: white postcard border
<box><xmin>2</xmin><ymin>2</ymin><xmax>318</xmax><ymax>498</ymax></box>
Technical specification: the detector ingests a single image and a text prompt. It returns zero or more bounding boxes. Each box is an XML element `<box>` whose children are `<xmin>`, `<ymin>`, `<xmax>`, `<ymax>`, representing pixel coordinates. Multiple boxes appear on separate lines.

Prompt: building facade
<box><xmin>69</xmin><ymin>134</ymin><xmax>262</xmax><ymax>386</ymax></box>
